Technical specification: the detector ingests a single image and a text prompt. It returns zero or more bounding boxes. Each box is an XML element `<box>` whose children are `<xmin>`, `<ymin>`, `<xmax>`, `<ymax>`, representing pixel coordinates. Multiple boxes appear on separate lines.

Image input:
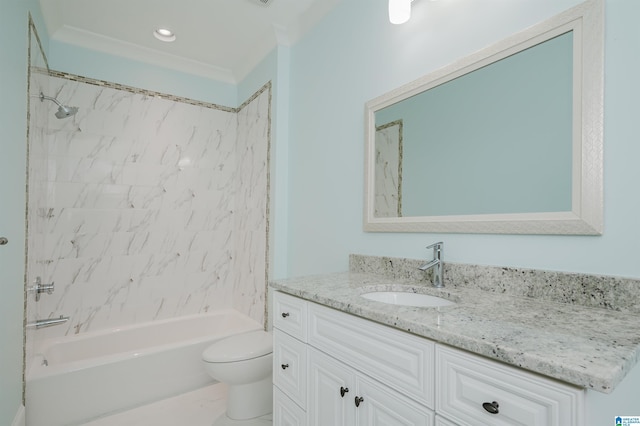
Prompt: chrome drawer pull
<box><xmin>281</xmin><ymin>312</ymin><xmax>290</xmax><ymax>318</ymax></box>
<box><xmin>482</xmin><ymin>401</ymin><xmax>500</xmax><ymax>414</ymax></box>
<box><xmin>355</xmin><ymin>396</ymin><xmax>364</xmax><ymax>407</ymax></box>
<box><xmin>340</xmin><ymin>387</ymin><xmax>349</xmax><ymax>397</ymax></box>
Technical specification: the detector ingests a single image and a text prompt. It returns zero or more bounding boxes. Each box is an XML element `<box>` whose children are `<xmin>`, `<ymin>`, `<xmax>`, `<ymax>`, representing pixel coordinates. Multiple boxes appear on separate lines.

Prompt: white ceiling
<box><xmin>38</xmin><ymin>0</ymin><xmax>340</xmax><ymax>84</ymax></box>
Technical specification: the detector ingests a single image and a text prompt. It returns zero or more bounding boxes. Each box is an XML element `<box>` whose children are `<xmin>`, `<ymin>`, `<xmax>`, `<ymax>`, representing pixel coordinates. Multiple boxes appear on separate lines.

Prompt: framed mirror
<box><xmin>364</xmin><ymin>0</ymin><xmax>603</xmax><ymax>234</ymax></box>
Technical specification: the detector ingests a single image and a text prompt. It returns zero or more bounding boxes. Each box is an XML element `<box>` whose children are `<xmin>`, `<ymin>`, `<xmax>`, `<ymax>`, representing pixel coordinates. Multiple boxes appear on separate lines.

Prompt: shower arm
<box><xmin>37</xmin><ymin>92</ymin><xmax>64</xmax><ymax>107</ymax></box>
<box><xmin>32</xmin><ymin>92</ymin><xmax>79</xmax><ymax>119</ymax></box>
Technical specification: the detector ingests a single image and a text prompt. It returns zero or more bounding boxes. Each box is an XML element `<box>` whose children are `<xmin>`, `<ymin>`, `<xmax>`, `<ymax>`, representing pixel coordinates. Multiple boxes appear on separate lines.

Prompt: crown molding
<box><xmin>51</xmin><ymin>25</ymin><xmax>237</xmax><ymax>83</ymax></box>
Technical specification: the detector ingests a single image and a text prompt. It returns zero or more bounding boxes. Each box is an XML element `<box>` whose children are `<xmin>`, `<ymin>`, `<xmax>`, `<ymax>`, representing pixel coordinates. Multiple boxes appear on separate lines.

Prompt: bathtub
<box><xmin>25</xmin><ymin>310</ymin><xmax>262</xmax><ymax>426</ymax></box>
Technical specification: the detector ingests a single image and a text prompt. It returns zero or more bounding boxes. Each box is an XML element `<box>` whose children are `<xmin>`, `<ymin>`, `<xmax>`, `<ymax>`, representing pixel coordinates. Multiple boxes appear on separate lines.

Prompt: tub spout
<box><xmin>27</xmin><ymin>315</ymin><xmax>69</xmax><ymax>329</ymax></box>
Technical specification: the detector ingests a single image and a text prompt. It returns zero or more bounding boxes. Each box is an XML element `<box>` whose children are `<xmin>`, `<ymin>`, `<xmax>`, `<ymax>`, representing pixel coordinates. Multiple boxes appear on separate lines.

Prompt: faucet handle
<box><xmin>423</xmin><ymin>242</ymin><xmax>445</xmax><ymax>288</ymax></box>
<box><xmin>31</xmin><ymin>277</ymin><xmax>55</xmax><ymax>302</ymax></box>
<box><xmin>426</xmin><ymin>242</ymin><xmax>443</xmax><ymax>258</ymax></box>
<box><xmin>426</xmin><ymin>241</ymin><xmax>443</xmax><ymax>250</ymax></box>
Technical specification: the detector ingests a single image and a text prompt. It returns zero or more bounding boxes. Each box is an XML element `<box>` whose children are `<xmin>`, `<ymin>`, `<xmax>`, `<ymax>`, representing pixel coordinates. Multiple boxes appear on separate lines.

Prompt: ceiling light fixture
<box><xmin>153</xmin><ymin>28</ymin><xmax>176</xmax><ymax>42</ymax></box>
<box><xmin>389</xmin><ymin>0</ymin><xmax>412</xmax><ymax>24</ymax></box>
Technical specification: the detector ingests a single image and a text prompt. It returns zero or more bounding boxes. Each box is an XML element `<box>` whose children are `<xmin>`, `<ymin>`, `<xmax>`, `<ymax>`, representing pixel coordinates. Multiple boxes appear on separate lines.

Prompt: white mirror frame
<box><xmin>364</xmin><ymin>0</ymin><xmax>603</xmax><ymax>235</ymax></box>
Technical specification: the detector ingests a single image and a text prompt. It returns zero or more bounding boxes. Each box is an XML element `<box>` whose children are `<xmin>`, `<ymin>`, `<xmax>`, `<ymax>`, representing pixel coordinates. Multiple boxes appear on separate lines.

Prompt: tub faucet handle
<box><xmin>30</xmin><ymin>277</ymin><xmax>55</xmax><ymax>301</ymax></box>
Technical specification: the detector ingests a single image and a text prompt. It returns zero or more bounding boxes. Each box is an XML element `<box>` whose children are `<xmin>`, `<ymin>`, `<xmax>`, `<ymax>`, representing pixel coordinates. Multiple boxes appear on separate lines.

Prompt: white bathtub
<box><xmin>26</xmin><ymin>310</ymin><xmax>262</xmax><ymax>426</ymax></box>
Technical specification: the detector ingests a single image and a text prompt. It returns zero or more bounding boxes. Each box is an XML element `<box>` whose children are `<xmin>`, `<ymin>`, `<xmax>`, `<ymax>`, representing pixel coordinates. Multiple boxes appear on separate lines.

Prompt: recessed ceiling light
<box><xmin>153</xmin><ymin>28</ymin><xmax>176</xmax><ymax>42</ymax></box>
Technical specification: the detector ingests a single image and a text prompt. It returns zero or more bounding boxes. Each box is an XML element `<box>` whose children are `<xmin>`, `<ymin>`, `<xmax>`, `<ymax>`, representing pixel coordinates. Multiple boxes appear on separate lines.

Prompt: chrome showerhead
<box><xmin>39</xmin><ymin>92</ymin><xmax>78</xmax><ymax>119</ymax></box>
<box><xmin>54</xmin><ymin>105</ymin><xmax>79</xmax><ymax>119</ymax></box>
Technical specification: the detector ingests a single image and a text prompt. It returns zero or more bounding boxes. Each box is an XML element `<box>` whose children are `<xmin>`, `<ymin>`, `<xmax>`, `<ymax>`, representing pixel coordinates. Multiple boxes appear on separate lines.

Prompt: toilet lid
<box><xmin>203</xmin><ymin>330</ymin><xmax>273</xmax><ymax>363</ymax></box>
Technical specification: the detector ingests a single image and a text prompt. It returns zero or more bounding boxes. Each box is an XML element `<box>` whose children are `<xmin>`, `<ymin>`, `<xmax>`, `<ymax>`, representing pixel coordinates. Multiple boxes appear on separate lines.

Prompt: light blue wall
<box><xmin>49</xmin><ymin>41</ymin><xmax>238</xmax><ymax>106</ymax></box>
<box><xmin>0</xmin><ymin>1</ymin><xmax>47</xmax><ymax>423</ymax></box>
<box><xmin>285</xmin><ymin>0</ymin><xmax>640</xmax><ymax>279</ymax></box>
<box><xmin>3</xmin><ymin>2</ymin><xmax>640</xmax><ymax>423</ymax></box>
<box><xmin>238</xmin><ymin>49</ymin><xmax>276</xmax><ymax>104</ymax></box>
<box><xmin>271</xmin><ymin>46</ymin><xmax>291</xmax><ymax>280</ymax></box>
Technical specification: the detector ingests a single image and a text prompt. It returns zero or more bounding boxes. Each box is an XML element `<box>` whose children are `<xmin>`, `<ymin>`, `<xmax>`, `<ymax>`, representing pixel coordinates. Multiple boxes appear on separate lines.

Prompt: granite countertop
<box><xmin>270</xmin><ymin>272</ymin><xmax>640</xmax><ymax>394</ymax></box>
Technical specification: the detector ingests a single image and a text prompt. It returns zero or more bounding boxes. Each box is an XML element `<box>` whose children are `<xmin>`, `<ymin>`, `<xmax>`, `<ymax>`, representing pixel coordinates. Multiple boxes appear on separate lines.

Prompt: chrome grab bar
<box><xmin>27</xmin><ymin>315</ymin><xmax>69</xmax><ymax>329</ymax></box>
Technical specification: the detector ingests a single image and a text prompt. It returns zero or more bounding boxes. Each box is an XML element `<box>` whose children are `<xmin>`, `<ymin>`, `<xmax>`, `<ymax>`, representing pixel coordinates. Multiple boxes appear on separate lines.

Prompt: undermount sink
<box><xmin>360</xmin><ymin>291</ymin><xmax>455</xmax><ymax>307</ymax></box>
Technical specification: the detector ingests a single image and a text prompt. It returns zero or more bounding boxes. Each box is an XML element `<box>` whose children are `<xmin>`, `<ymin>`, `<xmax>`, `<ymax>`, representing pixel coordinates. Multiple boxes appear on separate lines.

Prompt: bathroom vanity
<box><xmin>270</xmin><ymin>266</ymin><xmax>640</xmax><ymax>426</ymax></box>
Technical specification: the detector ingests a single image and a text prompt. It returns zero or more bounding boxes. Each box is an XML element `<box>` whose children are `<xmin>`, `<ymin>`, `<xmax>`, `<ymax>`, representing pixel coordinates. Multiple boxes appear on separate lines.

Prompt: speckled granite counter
<box><xmin>270</xmin><ymin>271</ymin><xmax>640</xmax><ymax>394</ymax></box>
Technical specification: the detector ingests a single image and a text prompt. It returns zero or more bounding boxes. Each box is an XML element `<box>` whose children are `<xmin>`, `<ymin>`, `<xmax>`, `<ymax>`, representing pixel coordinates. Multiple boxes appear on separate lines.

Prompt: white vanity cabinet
<box><xmin>436</xmin><ymin>345</ymin><xmax>585</xmax><ymax>426</ymax></box>
<box><xmin>307</xmin><ymin>302</ymin><xmax>435</xmax><ymax>409</ymax></box>
<box><xmin>273</xmin><ymin>292</ymin><xmax>308</xmax><ymax>426</ymax></box>
<box><xmin>274</xmin><ymin>386</ymin><xmax>307</xmax><ymax>426</ymax></box>
<box><xmin>272</xmin><ymin>291</ymin><xmax>585</xmax><ymax>426</ymax></box>
<box><xmin>273</xmin><ymin>290</ymin><xmax>435</xmax><ymax>425</ymax></box>
<box><xmin>307</xmin><ymin>348</ymin><xmax>357</xmax><ymax>425</ymax></box>
<box><xmin>434</xmin><ymin>415</ymin><xmax>458</xmax><ymax>426</ymax></box>
<box><xmin>307</xmin><ymin>333</ymin><xmax>434</xmax><ymax>426</ymax></box>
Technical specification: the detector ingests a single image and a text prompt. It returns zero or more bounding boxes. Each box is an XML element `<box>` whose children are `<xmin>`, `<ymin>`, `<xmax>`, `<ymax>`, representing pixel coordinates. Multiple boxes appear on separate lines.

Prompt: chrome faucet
<box><xmin>418</xmin><ymin>242</ymin><xmax>444</xmax><ymax>288</ymax></box>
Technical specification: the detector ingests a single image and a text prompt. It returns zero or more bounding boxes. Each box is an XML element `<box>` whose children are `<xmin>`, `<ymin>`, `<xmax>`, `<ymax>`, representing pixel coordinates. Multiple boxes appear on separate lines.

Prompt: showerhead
<box><xmin>39</xmin><ymin>92</ymin><xmax>78</xmax><ymax>119</ymax></box>
<box><xmin>54</xmin><ymin>105</ymin><xmax>79</xmax><ymax>119</ymax></box>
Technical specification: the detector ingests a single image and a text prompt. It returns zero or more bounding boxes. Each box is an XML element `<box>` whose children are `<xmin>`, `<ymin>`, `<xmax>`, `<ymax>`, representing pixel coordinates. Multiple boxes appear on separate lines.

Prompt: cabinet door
<box><xmin>355</xmin><ymin>375</ymin><xmax>434</xmax><ymax>426</ymax></box>
<box><xmin>307</xmin><ymin>348</ymin><xmax>357</xmax><ymax>426</ymax></box>
<box><xmin>274</xmin><ymin>386</ymin><xmax>307</xmax><ymax>426</ymax></box>
<box><xmin>308</xmin><ymin>302</ymin><xmax>435</xmax><ymax>408</ymax></box>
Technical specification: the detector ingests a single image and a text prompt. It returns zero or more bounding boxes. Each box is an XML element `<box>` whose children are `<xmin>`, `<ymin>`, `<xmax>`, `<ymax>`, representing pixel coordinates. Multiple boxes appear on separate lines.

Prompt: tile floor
<box><xmin>81</xmin><ymin>384</ymin><xmax>272</xmax><ymax>426</ymax></box>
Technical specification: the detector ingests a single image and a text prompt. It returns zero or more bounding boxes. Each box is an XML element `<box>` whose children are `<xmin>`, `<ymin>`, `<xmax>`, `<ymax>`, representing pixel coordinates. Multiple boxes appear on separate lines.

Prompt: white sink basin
<box><xmin>360</xmin><ymin>291</ymin><xmax>455</xmax><ymax>307</ymax></box>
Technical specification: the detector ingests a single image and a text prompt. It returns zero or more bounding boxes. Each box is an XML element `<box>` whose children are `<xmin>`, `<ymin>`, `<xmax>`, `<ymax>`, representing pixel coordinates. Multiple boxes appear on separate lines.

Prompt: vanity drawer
<box><xmin>273</xmin><ymin>291</ymin><xmax>307</xmax><ymax>341</ymax></box>
<box><xmin>308</xmin><ymin>302</ymin><xmax>435</xmax><ymax>408</ymax></box>
<box><xmin>274</xmin><ymin>386</ymin><xmax>307</xmax><ymax>426</ymax></box>
<box><xmin>436</xmin><ymin>345</ymin><xmax>585</xmax><ymax>426</ymax></box>
<box><xmin>273</xmin><ymin>329</ymin><xmax>308</xmax><ymax>410</ymax></box>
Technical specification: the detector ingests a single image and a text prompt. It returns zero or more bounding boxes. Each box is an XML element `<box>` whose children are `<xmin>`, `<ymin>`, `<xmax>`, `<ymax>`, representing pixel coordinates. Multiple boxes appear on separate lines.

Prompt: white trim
<box><xmin>52</xmin><ymin>26</ymin><xmax>237</xmax><ymax>83</ymax></box>
<box><xmin>364</xmin><ymin>0</ymin><xmax>603</xmax><ymax>235</ymax></box>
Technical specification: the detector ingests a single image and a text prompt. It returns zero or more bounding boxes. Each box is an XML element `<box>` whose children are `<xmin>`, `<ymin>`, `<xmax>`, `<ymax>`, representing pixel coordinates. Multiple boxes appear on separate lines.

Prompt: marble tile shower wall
<box><xmin>234</xmin><ymin>90</ymin><xmax>270</xmax><ymax>323</ymax></box>
<box><xmin>33</xmin><ymin>76</ymin><xmax>269</xmax><ymax>339</ymax></box>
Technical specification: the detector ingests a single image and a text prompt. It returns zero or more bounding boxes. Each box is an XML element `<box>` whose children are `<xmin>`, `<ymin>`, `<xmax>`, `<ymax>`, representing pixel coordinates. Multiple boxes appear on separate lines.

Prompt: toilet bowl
<box><xmin>202</xmin><ymin>330</ymin><xmax>273</xmax><ymax>420</ymax></box>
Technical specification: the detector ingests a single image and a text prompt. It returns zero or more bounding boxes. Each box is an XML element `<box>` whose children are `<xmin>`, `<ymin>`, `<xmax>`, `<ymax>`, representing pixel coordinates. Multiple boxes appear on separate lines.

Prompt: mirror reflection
<box><xmin>364</xmin><ymin>0</ymin><xmax>603</xmax><ymax>234</ymax></box>
<box><xmin>374</xmin><ymin>31</ymin><xmax>573</xmax><ymax>218</ymax></box>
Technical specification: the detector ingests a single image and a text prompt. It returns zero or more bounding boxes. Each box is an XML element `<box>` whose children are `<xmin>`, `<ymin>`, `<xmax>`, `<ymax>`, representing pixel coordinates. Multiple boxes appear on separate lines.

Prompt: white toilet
<box><xmin>202</xmin><ymin>330</ymin><xmax>273</xmax><ymax>420</ymax></box>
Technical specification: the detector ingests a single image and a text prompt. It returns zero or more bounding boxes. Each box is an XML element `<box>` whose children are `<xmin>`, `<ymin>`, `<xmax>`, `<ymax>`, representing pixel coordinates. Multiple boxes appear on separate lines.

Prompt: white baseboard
<box><xmin>12</xmin><ymin>405</ymin><xmax>25</xmax><ymax>426</ymax></box>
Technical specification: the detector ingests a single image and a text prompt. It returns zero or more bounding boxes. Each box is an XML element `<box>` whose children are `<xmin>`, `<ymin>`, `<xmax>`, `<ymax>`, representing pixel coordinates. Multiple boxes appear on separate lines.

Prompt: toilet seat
<box><xmin>203</xmin><ymin>330</ymin><xmax>272</xmax><ymax>363</ymax></box>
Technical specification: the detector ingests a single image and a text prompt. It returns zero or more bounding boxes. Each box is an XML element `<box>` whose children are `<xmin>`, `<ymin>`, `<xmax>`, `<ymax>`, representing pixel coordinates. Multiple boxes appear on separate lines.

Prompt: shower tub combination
<box><xmin>26</xmin><ymin>310</ymin><xmax>262</xmax><ymax>426</ymax></box>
